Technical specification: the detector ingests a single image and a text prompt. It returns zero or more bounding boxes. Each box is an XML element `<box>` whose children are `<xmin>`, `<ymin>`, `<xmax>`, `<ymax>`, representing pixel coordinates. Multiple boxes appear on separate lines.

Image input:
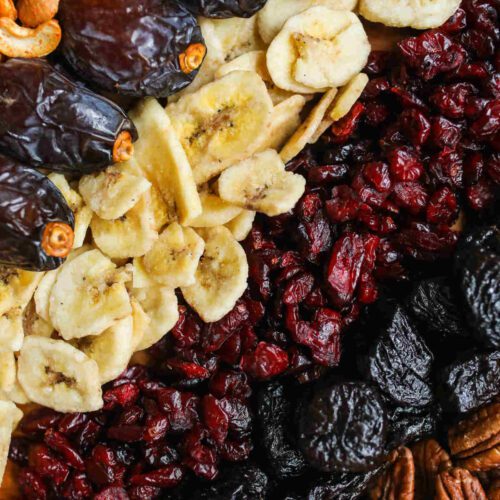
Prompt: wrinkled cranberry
<box><xmin>29</xmin><ymin>444</ymin><xmax>70</xmax><ymax>486</ymax></box>
<box><xmin>426</xmin><ymin>187</ymin><xmax>459</xmax><ymax>224</ymax></box>
<box><xmin>240</xmin><ymin>342</ymin><xmax>289</xmax><ymax>380</ymax></box>
<box><xmin>94</xmin><ymin>487</ymin><xmax>129</xmax><ymax>500</ymax></box>
<box><xmin>44</xmin><ymin>429</ymin><xmax>85</xmax><ymax>471</ymax></box>
<box><xmin>18</xmin><ymin>469</ymin><xmax>48</xmax><ymax>500</ymax></box>
<box><xmin>130</xmin><ymin>465</ymin><xmax>184</xmax><ymax>488</ymax></box>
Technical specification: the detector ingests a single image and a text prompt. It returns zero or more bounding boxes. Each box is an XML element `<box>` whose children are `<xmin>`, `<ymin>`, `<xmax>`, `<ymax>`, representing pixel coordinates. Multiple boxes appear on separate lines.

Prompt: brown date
<box><xmin>0</xmin><ymin>58</ymin><xmax>137</xmax><ymax>174</ymax></box>
<box><xmin>0</xmin><ymin>155</ymin><xmax>74</xmax><ymax>271</ymax></box>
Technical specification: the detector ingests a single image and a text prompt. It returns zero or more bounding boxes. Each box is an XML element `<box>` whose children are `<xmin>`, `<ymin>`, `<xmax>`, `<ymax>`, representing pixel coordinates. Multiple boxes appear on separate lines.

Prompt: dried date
<box><xmin>0</xmin><ymin>59</ymin><xmax>137</xmax><ymax>174</ymax></box>
<box><xmin>59</xmin><ymin>0</ymin><xmax>206</xmax><ymax>97</ymax></box>
<box><xmin>182</xmin><ymin>0</ymin><xmax>268</xmax><ymax>18</ymax></box>
<box><xmin>0</xmin><ymin>155</ymin><xmax>74</xmax><ymax>271</ymax></box>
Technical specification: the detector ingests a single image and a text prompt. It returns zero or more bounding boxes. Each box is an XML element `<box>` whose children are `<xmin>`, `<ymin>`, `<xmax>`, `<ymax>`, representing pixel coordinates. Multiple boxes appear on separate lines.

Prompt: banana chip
<box><xmin>330</xmin><ymin>73</ymin><xmax>369</xmax><ymax>121</ymax></box>
<box><xmin>73</xmin><ymin>316</ymin><xmax>134</xmax><ymax>384</ymax></box>
<box><xmin>167</xmin><ymin>71</ymin><xmax>274</xmax><ymax>185</ymax></box>
<box><xmin>182</xmin><ymin>226</ymin><xmax>248</xmax><ymax>323</ymax></box>
<box><xmin>49</xmin><ymin>249</ymin><xmax>132</xmax><ymax>340</ymax></box>
<box><xmin>132</xmin><ymin>286</ymin><xmax>179</xmax><ymax>351</ymax></box>
<box><xmin>359</xmin><ymin>0</ymin><xmax>461</xmax><ymax>29</ymax></box>
<box><xmin>280</xmin><ymin>88</ymin><xmax>338</xmax><ymax>163</ymax></box>
<box><xmin>91</xmin><ymin>192</ymin><xmax>158</xmax><ymax>259</ymax></box>
<box><xmin>258</xmin><ymin>0</ymin><xmax>358</xmax><ymax>44</ymax></box>
<box><xmin>79</xmin><ymin>167</ymin><xmax>151</xmax><ymax>221</ymax></box>
<box><xmin>189</xmin><ymin>192</ymin><xmax>243</xmax><ymax>228</ymax></box>
<box><xmin>18</xmin><ymin>336</ymin><xmax>103</xmax><ymax>413</ymax></box>
<box><xmin>225</xmin><ymin>210</ymin><xmax>256</xmax><ymax>242</ymax></box>
<box><xmin>130</xmin><ymin>298</ymin><xmax>150</xmax><ymax>351</ymax></box>
<box><xmin>0</xmin><ymin>308</ymin><xmax>23</xmax><ymax>353</ymax></box>
<box><xmin>142</xmin><ymin>223</ymin><xmax>205</xmax><ymax>288</ymax></box>
<box><xmin>130</xmin><ymin>98</ymin><xmax>202</xmax><ymax>226</ymax></box>
<box><xmin>267</xmin><ymin>7</ymin><xmax>370</xmax><ymax>92</ymax></box>
<box><xmin>23</xmin><ymin>300</ymin><xmax>54</xmax><ymax>338</ymax></box>
<box><xmin>0</xmin><ymin>352</ymin><xmax>15</xmax><ymax>393</ymax></box>
<box><xmin>0</xmin><ymin>267</ymin><xmax>42</xmax><ymax>317</ymax></box>
<box><xmin>0</xmin><ymin>400</ymin><xmax>23</xmax><ymax>485</ymax></box>
<box><xmin>218</xmin><ymin>149</ymin><xmax>306</xmax><ymax>216</ymax></box>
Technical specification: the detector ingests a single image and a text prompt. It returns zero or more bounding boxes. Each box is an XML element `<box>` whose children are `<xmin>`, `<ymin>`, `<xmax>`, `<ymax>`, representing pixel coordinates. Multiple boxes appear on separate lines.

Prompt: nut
<box><xmin>0</xmin><ymin>0</ymin><xmax>17</xmax><ymax>20</ymax></box>
<box><xmin>0</xmin><ymin>18</ymin><xmax>61</xmax><ymax>58</ymax></box>
<box><xmin>488</xmin><ymin>479</ymin><xmax>500</xmax><ymax>500</ymax></box>
<box><xmin>412</xmin><ymin>439</ymin><xmax>452</xmax><ymax>500</ymax></box>
<box><xmin>435</xmin><ymin>467</ymin><xmax>487</xmax><ymax>499</ymax></box>
<box><xmin>457</xmin><ymin>445</ymin><xmax>500</xmax><ymax>473</ymax></box>
<box><xmin>18</xmin><ymin>0</ymin><xmax>60</xmax><ymax>28</ymax></box>
<box><xmin>369</xmin><ymin>447</ymin><xmax>415</xmax><ymax>500</ymax></box>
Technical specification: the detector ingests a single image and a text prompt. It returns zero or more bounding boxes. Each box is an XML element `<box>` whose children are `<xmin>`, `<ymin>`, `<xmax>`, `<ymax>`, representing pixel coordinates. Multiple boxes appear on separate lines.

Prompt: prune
<box><xmin>406</xmin><ymin>277</ymin><xmax>470</xmax><ymax>343</ymax></box>
<box><xmin>59</xmin><ymin>0</ymin><xmax>206</xmax><ymax>97</ymax></box>
<box><xmin>0</xmin><ymin>155</ymin><xmax>74</xmax><ymax>271</ymax></box>
<box><xmin>183</xmin><ymin>0</ymin><xmax>268</xmax><ymax>18</ymax></box>
<box><xmin>298</xmin><ymin>382</ymin><xmax>387</xmax><ymax>473</ymax></box>
<box><xmin>455</xmin><ymin>224</ymin><xmax>500</xmax><ymax>348</ymax></box>
<box><xmin>190</xmin><ymin>464</ymin><xmax>269</xmax><ymax>499</ymax></box>
<box><xmin>255</xmin><ymin>382</ymin><xmax>309</xmax><ymax>479</ymax></box>
<box><xmin>438</xmin><ymin>350</ymin><xmax>500</xmax><ymax>414</ymax></box>
<box><xmin>364</xmin><ymin>306</ymin><xmax>434</xmax><ymax>408</ymax></box>
<box><xmin>0</xmin><ymin>59</ymin><xmax>137</xmax><ymax>174</ymax></box>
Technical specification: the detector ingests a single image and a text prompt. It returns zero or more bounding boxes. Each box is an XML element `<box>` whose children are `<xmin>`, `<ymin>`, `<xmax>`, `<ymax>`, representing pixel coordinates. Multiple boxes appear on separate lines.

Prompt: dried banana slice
<box><xmin>79</xmin><ymin>167</ymin><xmax>151</xmax><ymax>221</ymax></box>
<box><xmin>218</xmin><ymin>149</ymin><xmax>306</xmax><ymax>216</ymax></box>
<box><xmin>1</xmin><ymin>377</ymin><xmax>30</xmax><ymax>405</ymax></box>
<box><xmin>18</xmin><ymin>336</ymin><xmax>102</xmax><ymax>413</ymax></box>
<box><xmin>167</xmin><ymin>71</ymin><xmax>274</xmax><ymax>185</ymax></box>
<box><xmin>267</xmin><ymin>7</ymin><xmax>370</xmax><ymax>92</ymax></box>
<box><xmin>330</xmin><ymin>73</ymin><xmax>369</xmax><ymax>121</ymax></box>
<box><xmin>23</xmin><ymin>300</ymin><xmax>54</xmax><ymax>338</ymax></box>
<box><xmin>72</xmin><ymin>316</ymin><xmax>134</xmax><ymax>384</ymax></box>
<box><xmin>129</xmin><ymin>99</ymin><xmax>202</xmax><ymax>226</ymax></box>
<box><xmin>0</xmin><ymin>352</ymin><xmax>15</xmax><ymax>393</ymax></box>
<box><xmin>130</xmin><ymin>298</ymin><xmax>150</xmax><ymax>351</ymax></box>
<box><xmin>132</xmin><ymin>286</ymin><xmax>179</xmax><ymax>351</ymax></box>
<box><xmin>0</xmin><ymin>308</ymin><xmax>23</xmax><ymax>353</ymax></box>
<box><xmin>358</xmin><ymin>0</ymin><xmax>461</xmax><ymax>29</ymax></box>
<box><xmin>280</xmin><ymin>88</ymin><xmax>338</xmax><ymax>163</ymax></box>
<box><xmin>142</xmin><ymin>223</ymin><xmax>205</xmax><ymax>288</ymax></box>
<box><xmin>225</xmin><ymin>210</ymin><xmax>256</xmax><ymax>242</ymax></box>
<box><xmin>131</xmin><ymin>257</ymin><xmax>155</xmax><ymax>289</ymax></box>
<box><xmin>0</xmin><ymin>400</ymin><xmax>23</xmax><ymax>485</ymax></box>
<box><xmin>91</xmin><ymin>192</ymin><xmax>158</xmax><ymax>259</ymax></box>
<box><xmin>258</xmin><ymin>0</ymin><xmax>358</xmax><ymax>44</ymax></box>
<box><xmin>48</xmin><ymin>173</ymin><xmax>91</xmax><ymax>249</ymax></box>
<box><xmin>188</xmin><ymin>192</ymin><xmax>243</xmax><ymax>228</ymax></box>
<box><xmin>258</xmin><ymin>95</ymin><xmax>307</xmax><ymax>152</ymax></box>
<box><xmin>181</xmin><ymin>226</ymin><xmax>248</xmax><ymax>323</ymax></box>
<box><xmin>0</xmin><ymin>267</ymin><xmax>42</xmax><ymax>317</ymax></box>
<box><xmin>49</xmin><ymin>249</ymin><xmax>132</xmax><ymax>340</ymax></box>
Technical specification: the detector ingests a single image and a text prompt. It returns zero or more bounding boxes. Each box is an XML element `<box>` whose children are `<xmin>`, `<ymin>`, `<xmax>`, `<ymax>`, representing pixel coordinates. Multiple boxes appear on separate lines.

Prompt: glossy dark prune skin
<box><xmin>455</xmin><ymin>224</ymin><xmax>500</xmax><ymax>348</ymax></box>
<box><xmin>365</xmin><ymin>306</ymin><xmax>434</xmax><ymax>408</ymax></box>
<box><xmin>0</xmin><ymin>155</ymin><xmax>74</xmax><ymax>271</ymax></box>
<box><xmin>255</xmin><ymin>382</ymin><xmax>309</xmax><ymax>479</ymax></box>
<box><xmin>0</xmin><ymin>59</ymin><xmax>137</xmax><ymax>174</ymax></box>
<box><xmin>438</xmin><ymin>350</ymin><xmax>500</xmax><ymax>414</ymax></box>
<box><xmin>298</xmin><ymin>382</ymin><xmax>387</xmax><ymax>473</ymax></box>
<box><xmin>183</xmin><ymin>0</ymin><xmax>268</xmax><ymax>18</ymax></box>
<box><xmin>59</xmin><ymin>0</ymin><xmax>205</xmax><ymax>97</ymax></box>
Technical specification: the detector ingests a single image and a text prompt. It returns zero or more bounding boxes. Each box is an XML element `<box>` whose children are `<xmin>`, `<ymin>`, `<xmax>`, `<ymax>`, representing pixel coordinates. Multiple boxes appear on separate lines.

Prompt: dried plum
<box><xmin>0</xmin><ymin>58</ymin><xmax>137</xmax><ymax>174</ymax></box>
<box><xmin>182</xmin><ymin>0</ymin><xmax>268</xmax><ymax>18</ymax></box>
<box><xmin>364</xmin><ymin>306</ymin><xmax>434</xmax><ymax>408</ymax></box>
<box><xmin>455</xmin><ymin>224</ymin><xmax>500</xmax><ymax>348</ymax></box>
<box><xmin>0</xmin><ymin>155</ymin><xmax>74</xmax><ymax>271</ymax></box>
<box><xmin>59</xmin><ymin>0</ymin><xmax>205</xmax><ymax>97</ymax></box>
<box><xmin>438</xmin><ymin>350</ymin><xmax>500</xmax><ymax>414</ymax></box>
<box><xmin>255</xmin><ymin>381</ymin><xmax>309</xmax><ymax>479</ymax></box>
<box><xmin>298</xmin><ymin>382</ymin><xmax>387</xmax><ymax>473</ymax></box>
<box><xmin>190</xmin><ymin>464</ymin><xmax>269</xmax><ymax>499</ymax></box>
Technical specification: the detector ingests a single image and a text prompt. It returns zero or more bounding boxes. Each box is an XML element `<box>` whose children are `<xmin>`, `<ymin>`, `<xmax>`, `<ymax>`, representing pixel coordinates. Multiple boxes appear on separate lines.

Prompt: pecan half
<box><xmin>435</xmin><ymin>467</ymin><xmax>487</xmax><ymax>499</ymax></box>
<box><xmin>412</xmin><ymin>439</ymin><xmax>452</xmax><ymax>499</ymax></box>
<box><xmin>457</xmin><ymin>445</ymin><xmax>500</xmax><ymax>472</ymax></box>
<box><xmin>489</xmin><ymin>479</ymin><xmax>500</xmax><ymax>500</ymax></box>
<box><xmin>448</xmin><ymin>402</ymin><xmax>500</xmax><ymax>458</ymax></box>
<box><xmin>370</xmin><ymin>447</ymin><xmax>415</xmax><ymax>500</ymax></box>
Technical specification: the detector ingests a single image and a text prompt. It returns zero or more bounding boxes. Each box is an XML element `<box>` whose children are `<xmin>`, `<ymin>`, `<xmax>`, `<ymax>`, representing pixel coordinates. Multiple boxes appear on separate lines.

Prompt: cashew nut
<box><xmin>18</xmin><ymin>0</ymin><xmax>60</xmax><ymax>28</ymax></box>
<box><xmin>0</xmin><ymin>0</ymin><xmax>17</xmax><ymax>20</ymax></box>
<box><xmin>0</xmin><ymin>18</ymin><xmax>61</xmax><ymax>58</ymax></box>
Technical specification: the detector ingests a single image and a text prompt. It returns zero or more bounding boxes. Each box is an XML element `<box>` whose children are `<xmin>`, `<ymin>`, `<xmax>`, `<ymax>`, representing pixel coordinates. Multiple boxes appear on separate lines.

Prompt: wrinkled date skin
<box><xmin>0</xmin><ymin>58</ymin><xmax>137</xmax><ymax>174</ymax></box>
<box><xmin>183</xmin><ymin>0</ymin><xmax>268</xmax><ymax>18</ymax></box>
<box><xmin>59</xmin><ymin>0</ymin><xmax>205</xmax><ymax>97</ymax></box>
<box><xmin>298</xmin><ymin>382</ymin><xmax>387</xmax><ymax>473</ymax></box>
<box><xmin>0</xmin><ymin>155</ymin><xmax>74</xmax><ymax>271</ymax></box>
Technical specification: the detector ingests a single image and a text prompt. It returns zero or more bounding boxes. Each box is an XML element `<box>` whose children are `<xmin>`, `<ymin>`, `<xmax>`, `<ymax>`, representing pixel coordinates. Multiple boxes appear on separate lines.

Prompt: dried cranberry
<box><xmin>129</xmin><ymin>465</ymin><xmax>184</xmax><ymax>488</ymax></box>
<box><xmin>240</xmin><ymin>342</ymin><xmax>289</xmax><ymax>380</ymax></box>
<box><xmin>29</xmin><ymin>444</ymin><xmax>70</xmax><ymax>486</ymax></box>
<box><xmin>157</xmin><ymin>389</ymin><xmax>199</xmax><ymax>432</ymax></box>
<box><xmin>18</xmin><ymin>469</ymin><xmax>48</xmax><ymax>500</ymax></box>
<box><xmin>426</xmin><ymin>187</ymin><xmax>459</xmax><ymax>224</ymax></box>
<box><xmin>94</xmin><ymin>487</ymin><xmax>129</xmax><ymax>500</ymax></box>
<box><xmin>386</xmin><ymin>146</ymin><xmax>423</xmax><ymax>181</ymax></box>
<box><xmin>44</xmin><ymin>429</ymin><xmax>85</xmax><ymax>471</ymax></box>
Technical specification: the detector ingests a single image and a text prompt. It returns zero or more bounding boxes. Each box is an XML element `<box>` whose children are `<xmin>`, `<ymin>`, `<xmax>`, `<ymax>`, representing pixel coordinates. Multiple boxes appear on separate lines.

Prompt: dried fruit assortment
<box><xmin>0</xmin><ymin>0</ymin><xmax>498</xmax><ymax>499</ymax></box>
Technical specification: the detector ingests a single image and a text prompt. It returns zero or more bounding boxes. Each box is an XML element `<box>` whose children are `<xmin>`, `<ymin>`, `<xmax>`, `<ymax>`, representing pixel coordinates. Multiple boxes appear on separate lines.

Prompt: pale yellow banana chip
<box><xmin>142</xmin><ymin>223</ymin><xmax>205</xmax><ymax>288</ymax></box>
<box><xmin>18</xmin><ymin>336</ymin><xmax>103</xmax><ymax>413</ymax></box>
<box><xmin>0</xmin><ymin>400</ymin><xmax>23</xmax><ymax>485</ymax></box>
<box><xmin>182</xmin><ymin>226</ymin><xmax>248</xmax><ymax>323</ymax></box>
<box><xmin>225</xmin><ymin>210</ymin><xmax>256</xmax><ymax>241</ymax></box>
<box><xmin>330</xmin><ymin>73</ymin><xmax>369</xmax><ymax>121</ymax></box>
<box><xmin>49</xmin><ymin>249</ymin><xmax>132</xmax><ymax>340</ymax></box>
<box><xmin>188</xmin><ymin>192</ymin><xmax>243</xmax><ymax>228</ymax></box>
<box><xmin>0</xmin><ymin>308</ymin><xmax>23</xmax><ymax>353</ymax></box>
<box><xmin>23</xmin><ymin>300</ymin><xmax>54</xmax><ymax>338</ymax></box>
<box><xmin>280</xmin><ymin>88</ymin><xmax>338</xmax><ymax>163</ymax></box>
<box><xmin>0</xmin><ymin>267</ymin><xmax>42</xmax><ymax>317</ymax></box>
<box><xmin>0</xmin><ymin>352</ymin><xmax>15</xmax><ymax>393</ymax></box>
<box><xmin>167</xmin><ymin>71</ymin><xmax>274</xmax><ymax>185</ymax></box>
<box><xmin>130</xmin><ymin>298</ymin><xmax>150</xmax><ymax>352</ymax></box>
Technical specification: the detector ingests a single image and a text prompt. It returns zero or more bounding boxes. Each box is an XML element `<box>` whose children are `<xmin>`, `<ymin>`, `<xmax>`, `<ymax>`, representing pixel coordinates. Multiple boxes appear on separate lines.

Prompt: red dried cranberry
<box><xmin>129</xmin><ymin>465</ymin><xmax>184</xmax><ymax>488</ymax></box>
<box><xmin>386</xmin><ymin>146</ymin><xmax>423</xmax><ymax>181</ymax></box>
<box><xmin>128</xmin><ymin>486</ymin><xmax>161</xmax><ymax>500</ymax></box>
<box><xmin>85</xmin><ymin>444</ymin><xmax>117</xmax><ymax>487</ymax></box>
<box><xmin>18</xmin><ymin>468</ymin><xmax>48</xmax><ymax>500</ymax></box>
<box><xmin>331</xmin><ymin>102</ymin><xmax>365</xmax><ymax>141</ymax></box>
<box><xmin>440</xmin><ymin>7</ymin><xmax>467</xmax><ymax>33</ymax></box>
<box><xmin>240</xmin><ymin>342</ymin><xmax>288</xmax><ymax>380</ymax></box>
<box><xmin>103</xmin><ymin>383</ymin><xmax>140</xmax><ymax>410</ymax></box>
<box><xmin>429</xmin><ymin>148</ymin><xmax>464</xmax><ymax>188</ymax></box>
<box><xmin>400</xmin><ymin>108</ymin><xmax>431</xmax><ymax>146</ymax></box>
<box><xmin>58</xmin><ymin>413</ymin><xmax>88</xmax><ymax>435</ymax></box>
<box><xmin>392</xmin><ymin>182</ymin><xmax>429</xmax><ymax>214</ymax></box>
<box><xmin>202</xmin><ymin>395</ymin><xmax>229</xmax><ymax>444</ymax></box>
<box><xmin>43</xmin><ymin>429</ymin><xmax>85</xmax><ymax>471</ymax></box>
<box><xmin>28</xmin><ymin>443</ymin><xmax>70</xmax><ymax>486</ymax></box>
<box><xmin>61</xmin><ymin>472</ymin><xmax>93</xmax><ymax>499</ymax></box>
<box><xmin>157</xmin><ymin>389</ymin><xmax>199</xmax><ymax>432</ymax></box>
<box><xmin>430</xmin><ymin>116</ymin><xmax>462</xmax><ymax>149</ymax></box>
<box><xmin>20</xmin><ymin>408</ymin><xmax>61</xmax><ymax>435</ymax></box>
<box><xmin>470</xmin><ymin>100</ymin><xmax>500</xmax><ymax>139</ymax></box>
<box><xmin>94</xmin><ymin>487</ymin><xmax>129</xmax><ymax>500</ymax></box>
<box><xmin>307</xmin><ymin>164</ymin><xmax>348</xmax><ymax>184</ymax></box>
<box><xmin>426</xmin><ymin>187</ymin><xmax>459</xmax><ymax>224</ymax></box>
<box><xmin>282</xmin><ymin>272</ymin><xmax>315</xmax><ymax>305</ymax></box>
<box><xmin>363</xmin><ymin>162</ymin><xmax>392</xmax><ymax>192</ymax></box>
<box><xmin>430</xmin><ymin>82</ymin><xmax>477</xmax><ymax>118</ymax></box>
